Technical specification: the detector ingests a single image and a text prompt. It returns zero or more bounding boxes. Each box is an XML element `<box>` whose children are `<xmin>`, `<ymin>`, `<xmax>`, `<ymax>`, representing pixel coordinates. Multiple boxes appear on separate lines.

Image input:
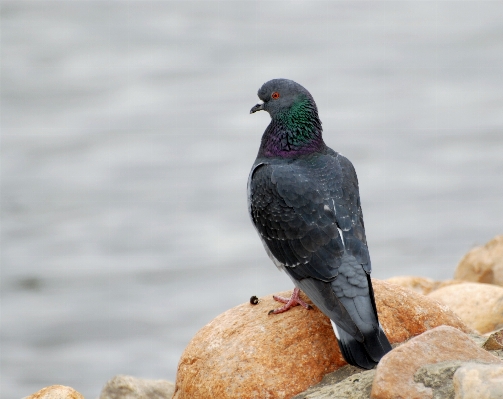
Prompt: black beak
<box><xmin>250</xmin><ymin>103</ymin><xmax>264</xmax><ymax>114</ymax></box>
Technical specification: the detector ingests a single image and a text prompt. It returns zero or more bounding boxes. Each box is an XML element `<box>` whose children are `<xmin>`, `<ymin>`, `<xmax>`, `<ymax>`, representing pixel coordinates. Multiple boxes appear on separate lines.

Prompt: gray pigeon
<box><xmin>248</xmin><ymin>78</ymin><xmax>392</xmax><ymax>369</ymax></box>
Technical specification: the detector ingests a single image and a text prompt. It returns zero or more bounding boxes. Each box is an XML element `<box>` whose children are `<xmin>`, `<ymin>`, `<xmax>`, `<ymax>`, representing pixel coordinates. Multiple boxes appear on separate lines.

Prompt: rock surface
<box><xmin>174</xmin><ymin>280</ymin><xmax>470</xmax><ymax>399</ymax></box>
<box><xmin>373</xmin><ymin>280</ymin><xmax>471</xmax><ymax>343</ymax></box>
<box><xmin>386</xmin><ymin>276</ymin><xmax>438</xmax><ymax>295</ymax></box>
<box><xmin>455</xmin><ymin>235</ymin><xmax>503</xmax><ymax>285</ymax></box>
<box><xmin>370</xmin><ymin>326</ymin><xmax>502</xmax><ymax>399</ymax></box>
<box><xmin>291</xmin><ymin>365</ymin><xmax>374</xmax><ymax>399</ymax></box>
<box><xmin>25</xmin><ymin>385</ymin><xmax>84</xmax><ymax>399</ymax></box>
<box><xmin>453</xmin><ymin>362</ymin><xmax>503</xmax><ymax>399</ymax></box>
<box><xmin>428</xmin><ymin>282</ymin><xmax>503</xmax><ymax>334</ymax></box>
<box><xmin>413</xmin><ymin>361</ymin><xmax>465</xmax><ymax>399</ymax></box>
<box><xmin>174</xmin><ymin>289</ymin><xmax>344</xmax><ymax>399</ymax></box>
<box><xmin>296</xmin><ymin>370</ymin><xmax>375</xmax><ymax>399</ymax></box>
<box><xmin>99</xmin><ymin>375</ymin><xmax>175</xmax><ymax>399</ymax></box>
<box><xmin>386</xmin><ymin>276</ymin><xmax>463</xmax><ymax>295</ymax></box>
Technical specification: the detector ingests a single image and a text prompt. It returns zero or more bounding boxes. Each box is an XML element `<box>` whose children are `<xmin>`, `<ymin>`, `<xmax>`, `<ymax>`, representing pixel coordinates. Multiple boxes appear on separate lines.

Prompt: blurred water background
<box><xmin>1</xmin><ymin>1</ymin><xmax>502</xmax><ymax>397</ymax></box>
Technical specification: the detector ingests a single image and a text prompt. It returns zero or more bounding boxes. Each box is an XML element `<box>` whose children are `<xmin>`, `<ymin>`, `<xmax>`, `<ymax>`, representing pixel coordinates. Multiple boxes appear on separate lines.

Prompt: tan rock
<box><xmin>370</xmin><ymin>326</ymin><xmax>503</xmax><ymax>399</ymax></box>
<box><xmin>99</xmin><ymin>375</ymin><xmax>175</xmax><ymax>399</ymax></box>
<box><xmin>25</xmin><ymin>385</ymin><xmax>84</xmax><ymax>399</ymax></box>
<box><xmin>375</xmin><ymin>280</ymin><xmax>471</xmax><ymax>343</ymax></box>
<box><xmin>174</xmin><ymin>280</ymin><xmax>470</xmax><ymax>399</ymax></box>
<box><xmin>453</xmin><ymin>362</ymin><xmax>503</xmax><ymax>399</ymax></box>
<box><xmin>455</xmin><ymin>235</ymin><xmax>503</xmax><ymax>285</ymax></box>
<box><xmin>386</xmin><ymin>276</ymin><xmax>464</xmax><ymax>295</ymax></box>
<box><xmin>428</xmin><ymin>282</ymin><xmax>503</xmax><ymax>334</ymax></box>
<box><xmin>434</xmin><ymin>279</ymin><xmax>465</xmax><ymax>291</ymax></box>
<box><xmin>386</xmin><ymin>276</ymin><xmax>438</xmax><ymax>295</ymax></box>
<box><xmin>174</xmin><ymin>289</ymin><xmax>344</xmax><ymax>399</ymax></box>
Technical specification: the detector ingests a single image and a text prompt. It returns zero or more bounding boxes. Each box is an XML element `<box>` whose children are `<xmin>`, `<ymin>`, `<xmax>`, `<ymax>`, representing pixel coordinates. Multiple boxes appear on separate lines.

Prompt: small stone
<box><xmin>99</xmin><ymin>375</ymin><xmax>175</xmax><ymax>399</ymax></box>
<box><xmin>455</xmin><ymin>235</ymin><xmax>503</xmax><ymax>286</ymax></box>
<box><xmin>174</xmin><ymin>280</ymin><xmax>470</xmax><ymax>399</ymax></box>
<box><xmin>453</xmin><ymin>362</ymin><xmax>503</xmax><ymax>399</ymax></box>
<box><xmin>428</xmin><ymin>282</ymin><xmax>503</xmax><ymax>334</ymax></box>
<box><xmin>370</xmin><ymin>326</ymin><xmax>502</xmax><ymax>399</ymax></box>
<box><xmin>483</xmin><ymin>329</ymin><xmax>503</xmax><ymax>351</ymax></box>
<box><xmin>25</xmin><ymin>385</ymin><xmax>84</xmax><ymax>399</ymax></box>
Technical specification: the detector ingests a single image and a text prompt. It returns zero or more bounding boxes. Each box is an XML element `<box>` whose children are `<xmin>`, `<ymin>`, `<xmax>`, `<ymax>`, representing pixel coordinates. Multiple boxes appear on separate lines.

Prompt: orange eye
<box><xmin>271</xmin><ymin>92</ymin><xmax>280</xmax><ymax>100</ymax></box>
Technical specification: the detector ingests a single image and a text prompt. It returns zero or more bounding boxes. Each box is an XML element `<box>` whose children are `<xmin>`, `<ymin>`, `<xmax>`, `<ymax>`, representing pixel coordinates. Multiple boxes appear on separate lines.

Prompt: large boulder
<box><xmin>174</xmin><ymin>289</ymin><xmax>344</xmax><ymax>399</ymax></box>
<box><xmin>455</xmin><ymin>235</ymin><xmax>503</xmax><ymax>285</ymax></box>
<box><xmin>427</xmin><ymin>282</ymin><xmax>503</xmax><ymax>334</ymax></box>
<box><xmin>173</xmin><ymin>280</ymin><xmax>470</xmax><ymax>399</ymax></box>
<box><xmin>370</xmin><ymin>326</ymin><xmax>502</xmax><ymax>399</ymax></box>
<box><xmin>24</xmin><ymin>385</ymin><xmax>84</xmax><ymax>399</ymax></box>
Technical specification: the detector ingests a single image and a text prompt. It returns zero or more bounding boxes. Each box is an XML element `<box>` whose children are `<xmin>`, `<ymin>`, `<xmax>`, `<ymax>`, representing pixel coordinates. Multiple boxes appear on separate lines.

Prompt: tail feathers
<box><xmin>332</xmin><ymin>321</ymin><xmax>392</xmax><ymax>370</ymax></box>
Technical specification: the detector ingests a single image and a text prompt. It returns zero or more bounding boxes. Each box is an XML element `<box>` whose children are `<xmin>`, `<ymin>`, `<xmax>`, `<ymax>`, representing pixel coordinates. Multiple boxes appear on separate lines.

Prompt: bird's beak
<box><xmin>250</xmin><ymin>102</ymin><xmax>264</xmax><ymax>114</ymax></box>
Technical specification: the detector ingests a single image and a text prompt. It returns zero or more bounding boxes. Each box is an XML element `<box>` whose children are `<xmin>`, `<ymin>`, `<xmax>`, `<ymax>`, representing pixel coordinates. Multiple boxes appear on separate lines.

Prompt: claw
<box><xmin>268</xmin><ymin>287</ymin><xmax>312</xmax><ymax>315</ymax></box>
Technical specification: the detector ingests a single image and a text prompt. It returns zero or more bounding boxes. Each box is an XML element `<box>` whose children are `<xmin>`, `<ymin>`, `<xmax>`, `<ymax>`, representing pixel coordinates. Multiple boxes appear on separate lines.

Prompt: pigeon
<box><xmin>248</xmin><ymin>78</ymin><xmax>392</xmax><ymax>369</ymax></box>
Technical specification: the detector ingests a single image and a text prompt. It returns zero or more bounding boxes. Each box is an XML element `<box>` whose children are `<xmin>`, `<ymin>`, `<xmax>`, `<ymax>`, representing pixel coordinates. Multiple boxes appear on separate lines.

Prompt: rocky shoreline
<box><xmin>25</xmin><ymin>235</ymin><xmax>503</xmax><ymax>399</ymax></box>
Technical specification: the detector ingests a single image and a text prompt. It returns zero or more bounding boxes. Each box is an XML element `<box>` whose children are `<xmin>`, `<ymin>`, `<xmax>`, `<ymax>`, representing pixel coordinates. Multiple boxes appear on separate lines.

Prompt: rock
<box><xmin>374</xmin><ymin>280</ymin><xmax>471</xmax><ymax>343</ymax></box>
<box><xmin>467</xmin><ymin>332</ymin><xmax>488</xmax><ymax>348</ymax></box>
<box><xmin>427</xmin><ymin>282</ymin><xmax>503</xmax><ymax>334</ymax></box>
<box><xmin>174</xmin><ymin>280</ymin><xmax>470</xmax><ymax>399</ymax></box>
<box><xmin>291</xmin><ymin>365</ymin><xmax>374</xmax><ymax>399</ymax></box>
<box><xmin>386</xmin><ymin>276</ymin><xmax>438</xmax><ymax>295</ymax></box>
<box><xmin>370</xmin><ymin>326</ymin><xmax>502</xmax><ymax>399</ymax></box>
<box><xmin>25</xmin><ymin>385</ymin><xmax>84</xmax><ymax>399</ymax></box>
<box><xmin>174</xmin><ymin>289</ymin><xmax>344</xmax><ymax>399</ymax></box>
<box><xmin>413</xmin><ymin>361</ymin><xmax>465</xmax><ymax>399</ymax></box>
<box><xmin>483</xmin><ymin>329</ymin><xmax>503</xmax><ymax>351</ymax></box>
<box><xmin>434</xmin><ymin>280</ymin><xmax>466</xmax><ymax>291</ymax></box>
<box><xmin>453</xmin><ymin>362</ymin><xmax>503</xmax><ymax>399</ymax></box>
<box><xmin>294</xmin><ymin>369</ymin><xmax>376</xmax><ymax>399</ymax></box>
<box><xmin>455</xmin><ymin>235</ymin><xmax>503</xmax><ymax>285</ymax></box>
<box><xmin>99</xmin><ymin>375</ymin><xmax>175</xmax><ymax>399</ymax></box>
<box><xmin>386</xmin><ymin>276</ymin><xmax>463</xmax><ymax>295</ymax></box>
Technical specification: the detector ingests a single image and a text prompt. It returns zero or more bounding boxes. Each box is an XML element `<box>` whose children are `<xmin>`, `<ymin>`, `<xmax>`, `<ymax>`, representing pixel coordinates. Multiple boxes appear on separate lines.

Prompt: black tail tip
<box><xmin>336</xmin><ymin>327</ymin><xmax>392</xmax><ymax>370</ymax></box>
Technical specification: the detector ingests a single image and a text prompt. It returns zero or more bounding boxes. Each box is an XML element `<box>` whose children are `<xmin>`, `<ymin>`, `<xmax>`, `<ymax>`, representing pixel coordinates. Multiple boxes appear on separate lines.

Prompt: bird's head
<box><xmin>250</xmin><ymin>79</ymin><xmax>317</xmax><ymax>119</ymax></box>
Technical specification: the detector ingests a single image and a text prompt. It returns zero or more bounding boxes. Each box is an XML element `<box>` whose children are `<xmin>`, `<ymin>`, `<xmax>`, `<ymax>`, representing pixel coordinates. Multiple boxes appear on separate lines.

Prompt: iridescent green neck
<box><xmin>259</xmin><ymin>96</ymin><xmax>324</xmax><ymax>158</ymax></box>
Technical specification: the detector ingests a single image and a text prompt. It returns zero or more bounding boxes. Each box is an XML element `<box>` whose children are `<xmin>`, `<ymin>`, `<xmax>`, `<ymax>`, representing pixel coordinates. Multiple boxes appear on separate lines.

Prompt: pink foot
<box><xmin>268</xmin><ymin>287</ymin><xmax>312</xmax><ymax>315</ymax></box>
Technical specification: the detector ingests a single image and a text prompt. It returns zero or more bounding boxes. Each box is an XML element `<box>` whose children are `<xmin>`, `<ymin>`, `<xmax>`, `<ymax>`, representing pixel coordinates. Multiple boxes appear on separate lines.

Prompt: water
<box><xmin>1</xmin><ymin>1</ymin><xmax>502</xmax><ymax>398</ymax></box>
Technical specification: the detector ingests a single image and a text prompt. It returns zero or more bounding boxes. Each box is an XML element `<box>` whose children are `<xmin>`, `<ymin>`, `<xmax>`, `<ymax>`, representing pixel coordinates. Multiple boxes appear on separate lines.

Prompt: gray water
<box><xmin>1</xmin><ymin>1</ymin><xmax>502</xmax><ymax>398</ymax></box>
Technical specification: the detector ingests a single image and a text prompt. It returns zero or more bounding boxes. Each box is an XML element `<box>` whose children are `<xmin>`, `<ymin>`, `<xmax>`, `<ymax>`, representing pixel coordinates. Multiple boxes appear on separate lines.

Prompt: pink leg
<box><xmin>268</xmin><ymin>287</ymin><xmax>312</xmax><ymax>315</ymax></box>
